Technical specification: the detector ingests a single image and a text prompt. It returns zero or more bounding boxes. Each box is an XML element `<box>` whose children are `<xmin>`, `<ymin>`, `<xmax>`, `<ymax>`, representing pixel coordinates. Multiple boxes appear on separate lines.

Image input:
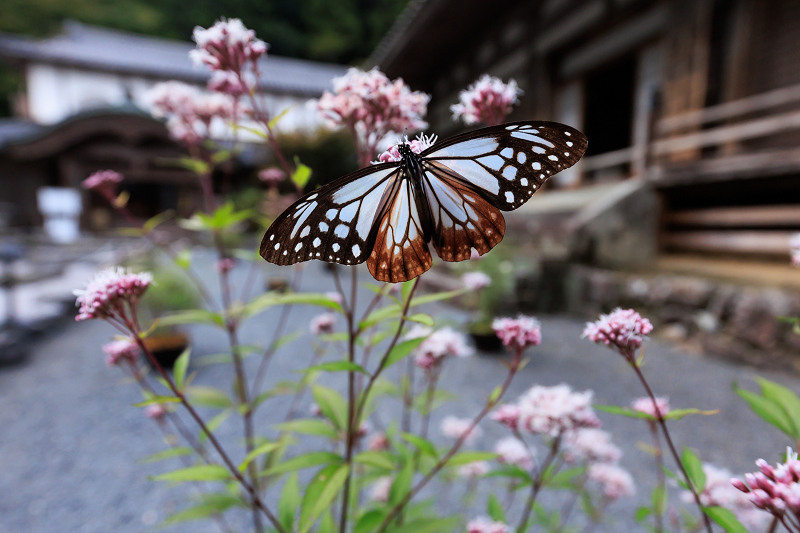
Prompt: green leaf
<box><xmin>705</xmin><ymin>506</ymin><xmax>749</xmax><ymax>533</ymax></box>
<box><xmin>446</xmin><ymin>451</ymin><xmax>497</xmax><ymax>467</ymax></box>
<box><xmin>594</xmin><ymin>404</ymin><xmax>652</xmax><ymax>419</ymax></box>
<box><xmin>299</xmin><ymin>464</ymin><xmax>350</xmax><ymax>533</ymax></box>
<box><xmin>487</xmin><ymin>493</ymin><xmax>506</xmax><ymax>523</ymax></box>
<box><xmin>162</xmin><ymin>493</ymin><xmax>241</xmax><ymax>525</ymax></box>
<box><xmin>174</xmin><ymin>249</ymin><xmax>192</xmax><ymax>269</ymax></box>
<box><xmin>734</xmin><ymin>385</ymin><xmax>796</xmax><ymax>436</ymax></box>
<box><xmin>312</xmin><ymin>385</ymin><xmax>348</xmax><ymax>430</ymax></box>
<box><xmin>409</xmin><ymin>289</ymin><xmax>468</xmax><ymax>307</ymax></box>
<box><xmin>243</xmin><ymin>291</ymin><xmax>343</xmax><ymax>319</ymax></box>
<box><xmin>407</xmin><ymin>313</ymin><xmax>434</xmax><ymax>326</ymax></box>
<box><xmin>662</xmin><ymin>408</ymin><xmax>720</xmax><ymax>420</ymax></box>
<box><xmin>269</xmin><ymin>105</ymin><xmax>294</xmax><ymax>128</ymax></box>
<box><xmin>173</xmin><ymin>347</ymin><xmax>191</xmax><ymax>391</ymax></box>
<box><xmin>185</xmin><ymin>386</ymin><xmax>233</xmax><ymax>409</ymax></box>
<box><xmin>399</xmin><ymin>432</ymin><xmax>438</xmax><ymax>459</ymax></box>
<box><xmin>318</xmin><ymin>509</ymin><xmax>336</xmax><ymax>533</ymax></box>
<box><xmin>634</xmin><ymin>506</ymin><xmax>652</xmax><ymax>522</ymax></box>
<box><xmin>354</xmin><ymin>509</ymin><xmax>386</xmax><ymax>533</ymax></box>
<box><xmin>401</xmin><ymin>280</ymin><xmax>415</xmax><ymax>303</ymax></box>
<box><xmin>274</xmin><ymin>419</ymin><xmax>339</xmax><ymax>440</ymax></box>
<box><xmin>291</xmin><ymin>158</ymin><xmax>313</xmax><ymax>190</ymax></box>
<box><xmin>302</xmin><ymin>361</ymin><xmax>369</xmax><ymax>375</ymax></box>
<box><xmin>153</xmin><ymin>464</ymin><xmax>231</xmax><ymax>482</ymax></box>
<box><xmin>354</xmin><ymin>451</ymin><xmax>396</xmax><ymax>471</ymax></box>
<box><xmin>199</xmin><ymin>410</ymin><xmax>232</xmax><ymax>444</ymax></box>
<box><xmin>140</xmin><ymin>446</ymin><xmax>195</xmax><ymax>463</ymax></box>
<box><xmin>279</xmin><ymin>472</ymin><xmax>300</xmax><ymax>531</ymax></box>
<box><xmin>158</xmin><ymin>310</ymin><xmax>225</xmax><ymax>328</ymax></box>
<box><xmin>132</xmin><ymin>396</ymin><xmax>181</xmax><ymax>407</ymax></box>
<box><xmin>261</xmin><ymin>451</ymin><xmax>342</xmax><ymax>477</ymax></box>
<box><xmin>651</xmin><ymin>484</ymin><xmax>667</xmax><ymax>515</ymax></box>
<box><xmin>384</xmin><ymin>338</ymin><xmax>426</xmax><ymax>369</ymax></box>
<box><xmin>390</xmin><ymin>517</ymin><xmax>460</xmax><ymax>533</ymax></box>
<box><xmin>484</xmin><ymin>465</ymin><xmax>533</xmax><ymax>483</ymax></box>
<box><xmin>757</xmin><ymin>377</ymin><xmax>800</xmax><ymax>437</ymax></box>
<box><xmin>682</xmin><ymin>447</ymin><xmax>706</xmax><ymax>491</ymax></box>
<box><xmin>142</xmin><ymin>210</ymin><xmax>175</xmax><ymax>234</ymax></box>
<box><xmin>239</xmin><ymin>442</ymin><xmax>281</xmax><ymax>472</ymax></box>
<box><xmin>390</xmin><ymin>459</ymin><xmax>414</xmax><ymax>505</ymax></box>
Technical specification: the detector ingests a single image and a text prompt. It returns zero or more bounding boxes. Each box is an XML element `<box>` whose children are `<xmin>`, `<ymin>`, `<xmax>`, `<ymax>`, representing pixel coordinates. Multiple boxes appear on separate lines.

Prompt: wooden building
<box><xmin>371</xmin><ymin>0</ymin><xmax>800</xmax><ymax>264</ymax></box>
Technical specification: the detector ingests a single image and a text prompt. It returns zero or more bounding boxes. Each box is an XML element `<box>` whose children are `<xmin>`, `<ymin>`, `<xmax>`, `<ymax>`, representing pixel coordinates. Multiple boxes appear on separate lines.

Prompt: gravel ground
<box><xmin>0</xmin><ymin>258</ymin><xmax>794</xmax><ymax>533</ymax></box>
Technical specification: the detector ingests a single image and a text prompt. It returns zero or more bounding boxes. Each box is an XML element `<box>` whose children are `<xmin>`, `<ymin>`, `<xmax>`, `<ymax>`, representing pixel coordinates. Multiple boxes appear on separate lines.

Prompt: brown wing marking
<box><xmin>367</xmin><ymin>179</ymin><xmax>432</xmax><ymax>283</ymax></box>
<box><xmin>423</xmin><ymin>162</ymin><xmax>506</xmax><ymax>262</ymax></box>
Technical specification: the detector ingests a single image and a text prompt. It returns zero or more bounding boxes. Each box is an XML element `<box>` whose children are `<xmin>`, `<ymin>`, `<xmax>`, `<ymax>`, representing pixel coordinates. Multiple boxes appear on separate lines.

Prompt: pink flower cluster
<box><xmin>148</xmin><ymin>81</ymin><xmax>244</xmax><ymax>145</ymax></box>
<box><xmin>458</xmin><ymin>461</ymin><xmax>490</xmax><ymax>479</ymax></box>
<box><xmin>310</xmin><ymin>313</ymin><xmax>336</xmax><ymax>335</ymax></box>
<box><xmin>451</xmin><ymin>75</ymin><xmax>522</xmax><ymax>126</ymax></box>
<box><xmin>678</xmin><ymin>464</ymin><xmax>771</xmax><ymax>530</ymax></box>
<box><xmin>369</xmin><ymin>476</ymin><xmax>393</xmax><ymax>503</ymax></box>
<box><xmin>190</xmin><ymin>19</ymin><xmax>267</xmax><ymax>76</ymax></box>
<box><xmin>102</xmin><ymin>338</ymin><xmax>140</xmax><ymax>367</ymax></box>
<box><xmin>492</xmin><ymin>315</ymin><xmax>542</xmax><ymax>351</ymax></box>
<box><xmin>367</xmin><ymin>433</ymin><xmax>389</xmax><ymax>451</ymax></box>
<box><xmin>375</xmin><ymin>133</ymin><xmax>437</xmax><ymax>163</ymax></box>
<box><xmin>583</xmin><ymin>308</ymin><xmax>653</xmax><ymax>359</ymax></box>
<box><xmin>564</xmin><ymin>428</ymin><xmax>622</xmax><ymax>464</ymax></box>
<box><xmin>494</xmin><ymin>437</ymin><xmax>534</xmax><ymax>470</ymax></box>
<box><xmin>587</xmin><ymin>463</ymin><xmax>635</xmax><ymax>500</ymax></box>
<box><xmin>74</xmin><ymin>267</ymin><xmax>153</xmax><ymax>322</ymax></box>
<box><xmin>258</xmin><ymin>167</ymin><xmax>286</xmax><ymax>186</ymax></box>
<box><xmin>411</xmin><ymin>327</ymin><xmax>473</xmax><ymax>370</ymax></box>
<box><xmin>791</xmin><ymin>233</ymin><xmax>800</xmax><ymax>267</ymax></box>
<box><xmin>82</xmin><ymin>170</ymin><xmax>123</xmax><ymax>198</ymax></box>
<box><xmin>733</xmin><ymin>448</ymin><xmax>800</xmax><ymax>521</ymax></box>
<box><xmin>441</xmin><ymin>416</ymin><xmax>482</xmax><ymax>443</ymax></box>
<box><xmin>631</xmin><ymin>396</ymin><xmax>671</xmax><ymax>419</ymax></box>
<box><xmin>144</xmin><ymin>403</ymin><xmax>168</xmax><ymax>420</ymax></box>
<box><xmin>466</xmin><ymin>517</ymin><xmax>509</xmax><ymax>533</ymax></box>
<box><xmin>462</xmin><ymin>271</ymin><xmax>491</xmax><ymax>291</ymax></box>
<box><xmin>314</xmin><ymin>68</ymin><xmax>429</xmax><ymax>162</ymax></box>
<box><xmin>492</xmin><ymin>384</ymin><xmax>600</xmax><ymax>438</ymax></box>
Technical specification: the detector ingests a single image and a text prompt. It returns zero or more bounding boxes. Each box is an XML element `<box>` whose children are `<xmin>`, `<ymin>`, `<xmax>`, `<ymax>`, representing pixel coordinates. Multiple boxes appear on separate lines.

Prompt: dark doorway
<box><xmin>583</xmin><ymin>55</ymin><xmax>636</xmax><ymax>156</ymax></box>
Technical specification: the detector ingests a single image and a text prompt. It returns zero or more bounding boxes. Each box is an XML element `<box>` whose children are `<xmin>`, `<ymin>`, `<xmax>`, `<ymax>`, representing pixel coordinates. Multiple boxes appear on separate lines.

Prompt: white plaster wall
<box><xmin>25</xmin><ymin>63</ymin><xmax>327</xmax><ymax>137</ymax></box>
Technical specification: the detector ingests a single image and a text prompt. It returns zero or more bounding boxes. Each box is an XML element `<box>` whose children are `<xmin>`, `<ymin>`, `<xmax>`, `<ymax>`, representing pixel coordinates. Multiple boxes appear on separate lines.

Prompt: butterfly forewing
<box><xmin>422</xmin><ymin>121</ymin><xmax>587</xmax><ymax>211</ymax></box>
<box><xmin>422</xmin><ymin>164</ymin><xmax>505</xmax><ymax>262</ymax></box>
<box><xmin>260</xmin><ymin>164</ymin><xmax>400</xmax><ymax>266</ymax></box>
<box><xmin>367</xmin><ymin>176</ymin><xmax>432</xmax><ymax>283</ymax></box>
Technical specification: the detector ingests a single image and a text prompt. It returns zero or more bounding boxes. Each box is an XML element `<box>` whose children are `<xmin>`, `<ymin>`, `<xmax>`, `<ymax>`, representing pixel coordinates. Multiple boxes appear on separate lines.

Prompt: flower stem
<box><xmin>375</xmin><ymin>350</ymin><xmax>522</xmax><ymax>533</ymax></box>
<box><xmin>516</xmin><ymin>436</ymin><xmax>561</xmax><ymax>533</ymax></box>
<box><xmin>630</xmin><ymin>362</ymin><xmax>713</xmax><ymax>533</ymax></box>
<box><xmin>649</xmin><ymin>422</ymin><xmax>666</xmax><ymax>533</ymax></box>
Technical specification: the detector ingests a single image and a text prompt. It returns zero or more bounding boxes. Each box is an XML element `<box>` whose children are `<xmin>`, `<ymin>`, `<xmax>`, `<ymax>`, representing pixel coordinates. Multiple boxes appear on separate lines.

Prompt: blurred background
<box><xmin>1</xmin><ymin>1</ymin><xmax>800</xmax><ymax>530</ymax></box>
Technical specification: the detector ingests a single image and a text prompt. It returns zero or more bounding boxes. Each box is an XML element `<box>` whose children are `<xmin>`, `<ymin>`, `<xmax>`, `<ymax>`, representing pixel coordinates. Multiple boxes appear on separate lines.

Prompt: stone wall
<box><xmin>517</xmin><ymin>263</ymin><xmax>800</xmax><ymax>370</ymax></box>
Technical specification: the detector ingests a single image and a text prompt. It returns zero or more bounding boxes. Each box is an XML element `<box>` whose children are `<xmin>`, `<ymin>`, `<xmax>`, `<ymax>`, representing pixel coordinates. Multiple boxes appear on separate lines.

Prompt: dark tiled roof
<box><xmin>0</xmin><ymin>21</ymin><xmax>347</xmax><ymax>96</ymax></box>
<box><xmin>0</xmin><ymin>119</ymin><xmax>44</xmax><ymax>149</ymax></box>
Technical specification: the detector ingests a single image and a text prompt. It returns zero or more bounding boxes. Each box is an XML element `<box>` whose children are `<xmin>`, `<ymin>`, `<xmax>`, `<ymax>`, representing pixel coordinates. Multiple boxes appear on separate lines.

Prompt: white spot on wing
<box><xmin>501</xmin><ymin>147</ymin><xmax>513</xmax><ymax>158</ymax></box>
<box><xmin>533</xmin><ymin>146</ymin><xmax>546</xmax><ymax>154</ymax></box>
<box><xmin>332</xmin><ymin>243</ymin><xmax>340</xmax><ymax>252</ymax></box>
<box><xmin>319</xmin><ymin>222</ymin><xmax>328</xmax><ymax>232</ymax></box>
<box><xmin>505</xmin><ymin>191</ymin><xmax>514</xmax><ymax>203</ymax></box>
<box><xmin>313</xmin><ymin>237</ymin><xmax>321</xmax><ymax>247</ymax></box>
<box><xmin>295</xmin><ymin>243</ymin><xmax>303</xmax><ymax>252</ymax></box>
<box><xmin>548</xmin><ymin>155</ymin><xmax>558</xmax><ymax>161</ymax></box>
<box><xmin>339</xmin><ymin>203</ymin><xmax>358</xmax><ymax>223</ymax></box>
<box><xmin>478</xmin><ymin>155</ymin><xmax>504</xmax><ymax>171</ymax></box>
<box><xmin>517</xmin><ymin>152</ymin><xmax>526</xmax><ymax>163</ymax></box>
<box><xmin>352</xmin><ymin>244</ymin><xmax>360</xmax><ymax>257</ymax></box>
<box><xmin>521</xmin><ymin>178</ymin><xmax>528</xmax><ymax>186</ymax></box>
<box><xmin>334</xmin><ymin>224</ymin><xmax>349</xmax><ymax>238</ymax></box>
<box><xmin>325</xmin><ymin>209</ymin><xmax>337</xmax><ymax>220</ymax></box>
<box><xmin>532</xmin><ymin>162</ymin><xmax>541</xmax><ymax>170</ymax></box>
<box><xmin>427</xmin><ymin>137</ymin><xmax>498</xmax><ymax>158</ymax></box>
<box><xmin>502</xmin><ymin>166</ymin><xmax>517</xmax><ymax>180</ymax></box>
<box><xmin>300</xmin><ymin>226</ymin><xmax>310</xmax><ymax>238</ymax></box>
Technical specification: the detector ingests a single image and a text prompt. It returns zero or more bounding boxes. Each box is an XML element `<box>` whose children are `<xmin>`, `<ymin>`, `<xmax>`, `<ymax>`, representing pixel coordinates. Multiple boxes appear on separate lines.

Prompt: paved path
<box><xmin>0</xmin><ymin>258</ymin><xmax>794</xmax><ymax>533</ymax></box>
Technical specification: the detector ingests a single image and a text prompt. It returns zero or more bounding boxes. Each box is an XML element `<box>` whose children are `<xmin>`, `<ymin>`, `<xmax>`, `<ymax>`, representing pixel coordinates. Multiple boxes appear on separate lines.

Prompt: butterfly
<box><xmin>260</xmin><ymin>121</ymin><xmax>587</xmax><ymax>283</ymax></box>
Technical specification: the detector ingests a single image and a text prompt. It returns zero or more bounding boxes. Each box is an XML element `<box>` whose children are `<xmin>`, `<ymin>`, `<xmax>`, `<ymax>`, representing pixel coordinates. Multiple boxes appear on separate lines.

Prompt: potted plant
<box><xmin>461</xmin><ymin>252</ymin><xmax>516</xmax><ymax>353</ymax></box>
<box><xmin>136</xmin><ymin>264</ymin><xmax>201</xmax><ymax>368</ymax></box>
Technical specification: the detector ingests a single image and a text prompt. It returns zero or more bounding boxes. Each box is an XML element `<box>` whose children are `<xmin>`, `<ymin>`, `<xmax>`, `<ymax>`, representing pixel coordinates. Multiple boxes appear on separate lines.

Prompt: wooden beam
<box><xmin>658</xmin><ymin>82</ymin><xmax>800</xmax><ymax>134</ymax></box>
<box><xmin>581</xmin><ymin>147</ymin><xmax>637</xmax><ymax>172</ymax></box>
<box><xmin>652</xmin><ymin>109</ymin><xmax>800</xmax><ymax>155</ymax></box>
<box><xmin>649</xmin><ymin>147</ymin><xmax>800</xmax><ymax>185</ymax></box>
<box><xmin>667</xmin><ymin>205</ymin><xmax>800</xmax><ymax>227</ymax></box>
<box><xmin>662</xmin><ymin>230</ymin><xmax>795</xmax><ymax>255</ymax></box>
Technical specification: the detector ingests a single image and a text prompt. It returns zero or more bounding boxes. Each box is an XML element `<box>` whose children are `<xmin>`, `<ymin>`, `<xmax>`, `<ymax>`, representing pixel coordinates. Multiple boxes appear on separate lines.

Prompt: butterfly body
<box><xmin>261</xmin><ymin>121</ymin><xmax>587</xmax><ymax>283</ymax></box>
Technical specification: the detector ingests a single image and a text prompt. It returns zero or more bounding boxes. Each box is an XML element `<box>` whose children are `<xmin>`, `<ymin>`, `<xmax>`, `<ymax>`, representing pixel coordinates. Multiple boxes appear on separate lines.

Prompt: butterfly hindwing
<box><xmin>367</xmin><ymin>176</ymin><xmax>432</xmax><ymax>283</ymax></box>
<box><xmin>422</xmin><ymin>121</ymin><xmax>587</xmax><ymax>211</ymax></box>
<box><xmin>422</xmin><ymin>163</ymin><xmax>505</xmax><ymax>262</ymax></box>
<box><xmin>260</xmin><ymin>164</ymin><xmax>400</xmax><ymax>266</ymax></box>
